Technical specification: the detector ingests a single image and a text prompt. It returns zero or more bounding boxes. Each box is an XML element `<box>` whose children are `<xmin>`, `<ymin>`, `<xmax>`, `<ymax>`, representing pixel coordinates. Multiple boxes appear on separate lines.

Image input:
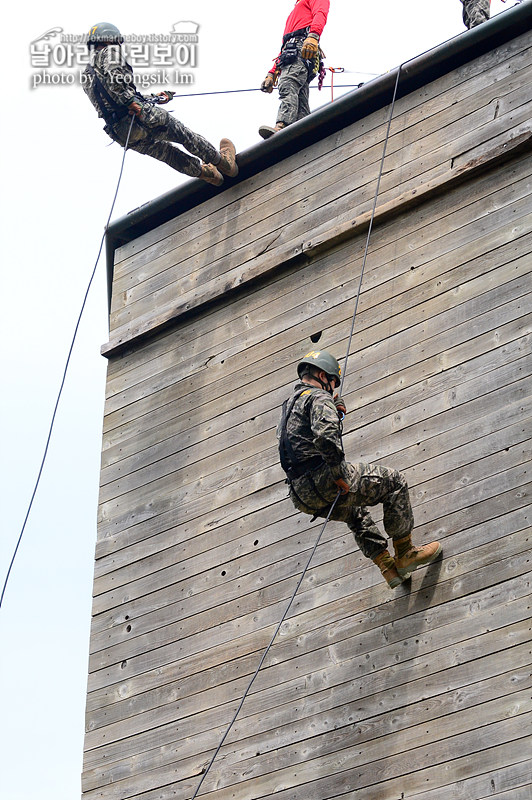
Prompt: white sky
<box><xmin>0</xmin><ymin>2</ymin><xmax>513</xmax><ymax>798</ymax></box>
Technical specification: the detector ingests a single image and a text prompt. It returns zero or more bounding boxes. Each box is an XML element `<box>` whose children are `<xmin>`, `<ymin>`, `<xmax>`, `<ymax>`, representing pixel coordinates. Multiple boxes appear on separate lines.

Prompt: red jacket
<box><xmin>283</xmin><ymin>0</ymin><xmax>330</xmax><ymax>37</ymax></box>
<box><xmin>269</xmin><ymin>0</ymin><xmax>330</xmax><ymax>72</ymax></box>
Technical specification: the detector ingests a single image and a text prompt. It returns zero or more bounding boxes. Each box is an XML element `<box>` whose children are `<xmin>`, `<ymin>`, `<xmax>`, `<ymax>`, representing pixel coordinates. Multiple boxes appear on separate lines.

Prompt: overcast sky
<box><xmin>0</xmin><ymin>2</ymin><xmax>512</xmax><ymax>798</ymax></box>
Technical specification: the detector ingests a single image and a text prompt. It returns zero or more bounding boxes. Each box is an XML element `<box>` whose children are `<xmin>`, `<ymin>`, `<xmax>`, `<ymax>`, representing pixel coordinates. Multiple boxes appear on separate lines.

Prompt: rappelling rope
<box><xmin>0</xmin><ymin>114</ymin><xmax>136</xmax><ymax>612</ymax></box>
<box><xmin>188</xmin><ymin>64</ymin><xmax>403</xmax><ymax>800</ymax></box>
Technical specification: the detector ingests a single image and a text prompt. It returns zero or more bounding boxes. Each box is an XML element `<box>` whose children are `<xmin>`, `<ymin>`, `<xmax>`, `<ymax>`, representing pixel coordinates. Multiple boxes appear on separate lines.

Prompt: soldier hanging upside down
<box><xmin>277</xmin><ymin>351</ymin><xmax>442</xmax><ymax>589</ymax></box>
<box><xmin>461</xmin><ymin>0</ymin><xmax>491</xmax><ymax>29</ymax></box>
<box><xmin>83</xmin><ymin>22</ymin><xmax>238</xmax><ymax>186</ymax></box>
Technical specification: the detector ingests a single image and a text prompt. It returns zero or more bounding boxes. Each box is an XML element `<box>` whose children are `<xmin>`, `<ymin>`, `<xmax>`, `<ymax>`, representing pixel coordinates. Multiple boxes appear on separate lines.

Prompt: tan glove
<box><xmin>333</xmin><ymin>394</ymin><xmax>347</xmax><ymax>419</ymax></box>
<box><xmin>301</xmin><ymin>35</ymin><xmax>319</xmax><ymax>60</ymax></box>
<box><xmin>261</xmin><ymin>73</ymin><xmax>275</xmax><ymax>93</ymax></box>
<box><xmin>156</xmin><ymin>91</ymin><xmax>173</xmax><ymax>104</ymax></box>
<box><xmin>128</xmin><ymin>100</ymin><xmax>142</xmax><ymax>117</ymax></box>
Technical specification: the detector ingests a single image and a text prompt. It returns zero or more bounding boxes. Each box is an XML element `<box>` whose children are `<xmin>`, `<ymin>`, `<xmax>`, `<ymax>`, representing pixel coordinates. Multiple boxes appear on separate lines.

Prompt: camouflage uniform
<box><xmin>278</xmin><ymin>382</ymin><xmax>414</xmax><ymax>560</ymax></box>
<box><xmin>461</xmin><ymin>0</ymin><xmax>491</xmax><ymax>29</ymax></box>
<box><xmin>83</xmin><ymin>44</ymin><xmax>220</xmax><ymax>177</ymax></box>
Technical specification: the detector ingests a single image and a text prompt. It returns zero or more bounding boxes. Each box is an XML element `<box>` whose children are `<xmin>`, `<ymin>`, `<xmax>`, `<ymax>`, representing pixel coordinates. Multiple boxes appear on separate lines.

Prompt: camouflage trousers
<box><xmin>277</xmin><ymin>59</ymin><xmax>311</xmax><ymax>127</ymax></box>
<box><xmin>107</xmin><ymin>104</ymin><xmax>220</xmax><ymax>178</ymax></box>
<box><xmin>461</xmin><ymin>0</ymin><xmax>490</xmax><ymax>29</ymax></box>
<box><xmin>289</xmin><ymin>461</ymin><xmax>414</xmax><ymax>561</ymax></box>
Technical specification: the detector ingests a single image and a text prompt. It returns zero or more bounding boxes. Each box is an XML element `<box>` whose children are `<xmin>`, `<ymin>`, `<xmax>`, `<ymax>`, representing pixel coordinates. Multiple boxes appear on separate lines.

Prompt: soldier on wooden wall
<box><xmin>83</xmin><ymin>22</ymin><xmax>238</xmax><ymax>186</ymax></box>
<box><xmin>278</xmin><ymin>351</ymin><xmax>442</xmax><ymax>589</ymax></box>
<box><xmin>259</xmin><ymin>0</ymin><xmax>329</xmax><ymax>139</ymax></box>
<box><xmin>461</xmin><ymin>0</ymin><xmax>491</xmax><ymax>29</ymax></box>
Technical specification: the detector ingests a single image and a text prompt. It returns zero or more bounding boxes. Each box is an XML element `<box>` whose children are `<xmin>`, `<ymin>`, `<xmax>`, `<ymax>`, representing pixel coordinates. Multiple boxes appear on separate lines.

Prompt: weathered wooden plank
<box><xmin>89</xmin><ymin>501</ymin><xmax>530</xmax><ymax>672</ymax></box>
<box><xmin>101</xmin><ymin>257</ymin><xmax>532</xmax><ymax>481</ymax></box>
<box><xmin>95</xmin><ymin>367</ymin><xmax>531</xmax><ymax>543</ymax></box>
<box><xmin>98</xmin><ymin>292</ymin><xmax>531</xmax><ymax>498</ymax></box>
<box><xmin>104</xmin><ymin>151</ymin><xmax>532</xmax><ymax>395</ymax></box>
<box><xmin>82</xmin><ymin>708</ymin><xmax>531</xmax><ymax>800</ymax></box>
<box><xmin>83</xmin><ymin>649</ymin><xmax>532</xmax><ymax>789</ymax></box>
<box><xmin>92</xmin><ymin>432</ymin><xmax>531</xmax><ymax>620</ymax></box>
<box><xmin>105</xmin><ymin>128</ymin><xmax>532</xmax><ymax>353</ymax></box>
<box><xmin>406</xmin><ymin>761</ymin><xmax>532</xmax><ymax>800</ymax></box>
<box><xmin>110</xmin><ymin>47</ymin><xmax>532</xmax><ymax>298</ymax></box>
<box><xmin>83</xmin><ymin>680</ymin><xmax>532</xmax><ymax>797</ymax></box>
<box><xmin>86</xmin><ymin>532</ymin><xmax>530</xmax><ymax>703</ymax></box>
<box><xmin>97</xmin><ymin>331</ymin><xmax>530</xmax><ymax>507</ymax></box>
<box><xmin>111</xmin><ymin>30</ymin><xmax>532</xmax><ymax>271</ymax></box>
<box><xmin>101</xmin><ymin>212</ymin><xmax>532</xmax><ymax>439</ymax></box>
<box><xmin>93</xmin><ymin>403</ymin><xmax>531</xmax><ymax>607</ymax></box>
<box><xmin>92</xmin><ymin>394</ymin><xmax>530</xmax><ymax>590</ymax></box>
<box><xmin>85</xmin><ymin>587</ymin><xmax>531</xmax><ymax>757</ymax></box>
<box><xmin>109</xmin><ymin>35</ymin><xmax>532</xmax><ymax>293</ymax></box>
<box><xmin>86</xmin><ymin>539</ymin><xmax>531</xmax><ymax>741</ymax></box>
<box><xmin>108</xmin><ymin>92</ymin><xmax>532</xmax><ymax>329</ymax></box>
<box><xmin>100</xmin><ymin>206</ymin><xmax>532</xmax><ymax>467</ymax></box>
<box><xmin>83</xmin><ymin>610</ymin><xmax>531</xmax><ymax>778</ymax></box>
<box><xmin>84</xmin><ymin>25</ymin><xmax>532</xmax><ymax>800</ymax></box>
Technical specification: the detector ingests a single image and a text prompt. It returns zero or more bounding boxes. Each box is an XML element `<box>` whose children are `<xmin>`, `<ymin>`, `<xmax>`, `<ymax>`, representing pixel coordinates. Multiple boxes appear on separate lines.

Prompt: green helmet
<box><xmin>297</xmin><ymin>350</ymin><xmax>341</xmax><ymax>386</ymax></box>
<box><xmin>87</xmin><ymin>22</ymin><xmax>123</xmax><ymax>47</ymax></box>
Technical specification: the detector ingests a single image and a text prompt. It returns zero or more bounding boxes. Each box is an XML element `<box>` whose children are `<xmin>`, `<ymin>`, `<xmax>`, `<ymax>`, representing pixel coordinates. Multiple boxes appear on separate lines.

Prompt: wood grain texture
<box><xmin>83</xmin><ymin>30</ymin><xmax>532</xmax><ymax>800</ymax></box>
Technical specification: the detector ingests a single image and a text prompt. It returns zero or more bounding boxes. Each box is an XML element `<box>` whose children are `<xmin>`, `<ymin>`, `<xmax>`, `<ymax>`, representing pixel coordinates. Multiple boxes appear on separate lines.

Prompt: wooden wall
<box><xmin>83</xmin><ymin>27</ymin><xmax>532</xmax><ymax>800</ymax></box>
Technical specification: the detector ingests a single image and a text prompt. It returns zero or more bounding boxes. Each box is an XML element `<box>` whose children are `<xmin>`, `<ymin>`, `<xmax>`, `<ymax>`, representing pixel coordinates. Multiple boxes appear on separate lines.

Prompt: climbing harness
<box><xmin>87</xmin><ymin>65</ymin><xmax>174</xmax><ymax>130</ymax></box>
<box><xmin>188</xmin><ymin>63</ymin><xmax>403</xmax><ymax>800</ymax></box>
<box><xmin>0</xmin><ymin>114</ymin><xmax>136</xmax><ymax>612</ymax></box>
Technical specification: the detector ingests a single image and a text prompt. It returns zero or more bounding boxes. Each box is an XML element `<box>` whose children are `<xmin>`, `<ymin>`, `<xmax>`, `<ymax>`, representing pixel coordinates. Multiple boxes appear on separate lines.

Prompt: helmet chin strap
<box><xmin>315</xmin><ymin>374</ymin><xmax>334</xmax><ymax>395</ymax></box>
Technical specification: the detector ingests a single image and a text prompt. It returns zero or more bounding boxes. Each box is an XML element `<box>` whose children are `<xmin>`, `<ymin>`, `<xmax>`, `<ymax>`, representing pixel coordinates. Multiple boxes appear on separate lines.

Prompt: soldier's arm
<box><xmin>309</xmin><ymin>393</ymin><xmax>345</xmax><ymax>476</ymax></box>
<box><xmin>100</xmin><ymin>45</ymin><xmax>141</xmax><ymax>107</ymax></box>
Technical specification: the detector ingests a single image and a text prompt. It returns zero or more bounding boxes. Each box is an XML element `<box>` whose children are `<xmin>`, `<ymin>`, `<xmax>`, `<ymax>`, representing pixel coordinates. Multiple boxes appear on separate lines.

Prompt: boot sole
<box><xmin>258</xmin><ymin>125</ymin><xmax>276</xmax><ymax>139</ymax></box>
<box><xmin>387</xmin><ymin>576</ymin><xmax>404</xmax><ymax>589</ymax></box>
<box><xmin>397</xmin><ymin>543</ymin><xmax>443</xmax><ymax>578</ymax></box>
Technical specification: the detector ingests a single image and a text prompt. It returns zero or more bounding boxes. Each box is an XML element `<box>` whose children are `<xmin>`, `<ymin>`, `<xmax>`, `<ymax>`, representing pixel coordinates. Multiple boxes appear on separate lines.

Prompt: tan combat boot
<box><xmin>393</xmin><ymin>535</ymin><xmax>442</xmax><ymax>578</ymax></box>
<box><xmin>200</xmin><ymin>163</ymin><xmax>224</xmax><ymax>186</ymax></box>
<box><xmin>373</xmin><ymin>550</ymin><xmax>403</xmax><ymax>589</ymax></box>
<box><xmin>218</xmin><ymin>138</ymin><xmax>239</xmax><ymax>177</ymax></box>
<box><xmin>258</xmin><ymin>122</ymin><xmax>286</xmax><ymax>140</ymax></box>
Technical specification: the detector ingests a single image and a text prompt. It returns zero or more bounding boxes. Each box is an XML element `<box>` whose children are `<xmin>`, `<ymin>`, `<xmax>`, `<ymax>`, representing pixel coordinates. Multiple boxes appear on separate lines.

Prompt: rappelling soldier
<box><xmin>259</xmin><ymin>0</ymin><xmax>329</xmax><ymax>139</ymax></box>
<box><xmin>461</xmin><ymin>0</ymin><xmax>491</xmax><ymax>29</ymax></box>
<box><xmin>277</xmin><ymin>351</ymin><xmax>442</xmax><ymax>589</ymax></box>
<box><xmin>83</xmin><ymin>22</ymin><xmax>238</xmax><ymax>186</ymax></box>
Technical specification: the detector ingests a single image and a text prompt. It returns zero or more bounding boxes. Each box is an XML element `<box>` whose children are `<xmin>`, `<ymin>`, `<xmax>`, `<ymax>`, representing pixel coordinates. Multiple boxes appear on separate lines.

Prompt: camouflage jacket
<box><xmin>277</xmin><ymin>381</ymin><xmax>346</xmax><ymax>480</ymax></box>
<box><xmin>83</xmin><ymin>44</ymin><xmax>144</xmax><ymax>121</ymax></box>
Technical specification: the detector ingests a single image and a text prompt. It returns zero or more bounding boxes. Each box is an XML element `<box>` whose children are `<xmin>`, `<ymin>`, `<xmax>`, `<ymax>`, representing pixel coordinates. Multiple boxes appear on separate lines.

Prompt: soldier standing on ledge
<box><xmin>277</xmin><ymin>351</ymin><xmax>442</xmax><ymax>589</ymax></box>
<box><xmin>461</xmin><ymin>0</ymin><xmax>491</xmax><ymax>29</ymax></box>
<box><xmin>259</xmin><ymin>0</ymin><xmax>329</xmax><ymax>139</ymax></box>
<box><xmin>83</xmin><ymin>22</ymin><xmax>238</xmax><ymax>186</ymax></box>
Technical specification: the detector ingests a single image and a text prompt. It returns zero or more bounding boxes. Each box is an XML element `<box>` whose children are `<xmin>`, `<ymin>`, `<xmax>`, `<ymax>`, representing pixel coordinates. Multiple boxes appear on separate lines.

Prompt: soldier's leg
<box><xmin>462</xmin><ymin>0</ymin><xmax>490</xmax><ymax>29</ymax></box>
<box><xmin>350</xmin><ymin>462</ymin><xmax>414</xmax><ymax>541</ymax></box>
<box><xmin>289</xmin><ymin>465</ymin><xmax>402</xmax><ymax>588</ymax></box>
<box><xmin>144</xmin><ymin>106</ymin><xmax>220</xmax><ymax>164</ymax></box>
<box><xmin>127</xmin><ymin>138</ymin><xmax>203</xmax><ymax>177</ymax></box>
<box><xmin>277</xmin><ymin>61</ymin><xmax>310</xmax><ymax>127</ymax></box>
<box><xmin>291</xmin><ymin>462</ymin><xmax>389</xmax><ymax>559</ymax></box>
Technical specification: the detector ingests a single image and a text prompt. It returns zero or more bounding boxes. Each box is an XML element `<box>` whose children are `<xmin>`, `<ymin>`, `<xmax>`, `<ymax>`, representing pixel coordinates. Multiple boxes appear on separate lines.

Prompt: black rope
<box><xmin>0</xmin><ymin>114</ymin><xmax>136</xmax><ymax>612</ymax></box>
<box><xmin>166</xmin><ymin>83</ymin><xmax>375</xmax><ymax>99</ymax></box>
<box><xmin>188</xmin><ymin>65</ymin><xmax>402</xmax><ymax>800</ymax></box>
